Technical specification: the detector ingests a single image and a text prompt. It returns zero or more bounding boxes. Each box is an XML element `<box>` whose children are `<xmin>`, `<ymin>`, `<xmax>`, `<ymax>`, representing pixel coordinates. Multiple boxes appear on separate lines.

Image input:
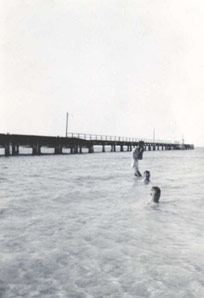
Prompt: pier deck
<box><xmin>0</xmin><ymin>133</ymin><xmax>194</xmax><ymax>157</ymax></box>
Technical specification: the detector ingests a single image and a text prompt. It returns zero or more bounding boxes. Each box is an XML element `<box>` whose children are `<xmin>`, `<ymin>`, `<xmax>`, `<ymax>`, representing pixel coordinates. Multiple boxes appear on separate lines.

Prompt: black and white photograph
<box><xmin>0</xmin><ymin>1</ymin><xmax>204</xmax><ymax>297</ymax></box>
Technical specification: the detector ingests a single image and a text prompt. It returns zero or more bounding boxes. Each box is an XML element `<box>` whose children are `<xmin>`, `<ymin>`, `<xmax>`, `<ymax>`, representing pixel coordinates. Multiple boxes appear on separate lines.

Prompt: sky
<box><xmin>0</xmin><ymin>0</ymin><xmax>204</xmax><ymax>146</ymax></box>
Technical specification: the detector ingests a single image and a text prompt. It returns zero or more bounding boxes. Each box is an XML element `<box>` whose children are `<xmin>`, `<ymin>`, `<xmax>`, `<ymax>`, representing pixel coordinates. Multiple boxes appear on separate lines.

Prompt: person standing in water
<box><xmin>131</xmin><ymin>141</ymin><xmax>145</xmax><ymax>177</ymax></box>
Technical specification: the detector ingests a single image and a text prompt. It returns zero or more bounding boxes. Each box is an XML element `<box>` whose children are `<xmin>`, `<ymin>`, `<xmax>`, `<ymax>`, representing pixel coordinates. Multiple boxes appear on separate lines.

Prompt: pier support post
<box><xmin>102</xmin><ymin>145</ymin><xmax>105</xmax><ymax>152</ymax></box>
<box><xmin>55</xmin><ymin>144</ymin><xmax>62</xmax><ymax>154</ymax></box>
<box><xmin>153</xmin><ymin>145</ymin><xmax>156</xmax><ymax>151</ymax></box>
<box><xmin>89</xmin><ymin>146</ymin><xmax>94</xmax><ymax>153</ymax></box>
<box><xmin>120</xmin><ymin>145</ymin><xmax>123</xmax><ymax>152</ymax></box>
<box><xmin>74</xmin><ymin>145</ymin><xmax>78</xmax><ymax>154</ymax></box>
<box><xmin>5</xmin><ymin>143</ymin><xmax>10</xmax><ymax>157</ymax></box>
<box><xmin>54</xmin><ymin>147</ymin><xmax>58</xmax><ymax>154</ymax></box>
<box><xmin>32</xmin><ymin>144</ymin><xmax>41</xmax><ymax>155</ymax></box>
<box><xmin>79</xmin><ymin>146</ymin><xmax>82</xmax><ymax>154</ymax></box>
<box><xmin>111</xmin><ymin>145</ymin><xmax>116</xmax><ymax>152</ymax></box>
<box><xmin>12</xmin><ymin>144</ymin><xmax>19</xmax><ymax>155</ymax></box>
<box><xmin>33</xmin><ymin>145</ymin><xmax>37</xmax><ymax>155</ymax></box>
<box><xmin>38</xmin><ymin>145</ymin><xmax>41</xmax><ymax>155</ymax></box>
<box><xmin>57</xmin><ymin>145</ymin><xmax>62</xmax><ymax>154</ymax></box>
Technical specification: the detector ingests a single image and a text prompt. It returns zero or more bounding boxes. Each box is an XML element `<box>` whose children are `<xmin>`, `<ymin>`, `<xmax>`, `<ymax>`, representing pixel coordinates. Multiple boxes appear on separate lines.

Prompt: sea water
<box><xmin>0</xmin><ymin>149</ymin><xmax>204</xmax><ymax>298</ymax></box>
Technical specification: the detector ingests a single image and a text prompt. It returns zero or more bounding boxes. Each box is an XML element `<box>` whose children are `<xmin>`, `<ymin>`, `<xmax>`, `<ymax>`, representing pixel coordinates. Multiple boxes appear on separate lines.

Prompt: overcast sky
<box><xmin>0</xmin><ymin>0</ymin><xmax>204</xmax><ymax>146</ymax></box>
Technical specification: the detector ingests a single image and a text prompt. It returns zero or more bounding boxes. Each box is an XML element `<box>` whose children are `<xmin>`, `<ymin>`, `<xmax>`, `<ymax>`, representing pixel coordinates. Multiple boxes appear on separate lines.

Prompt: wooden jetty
<box><xmin>0</xmin><ymin>133</ymin><xmax>194</xmax><ymax>157</ymax></box>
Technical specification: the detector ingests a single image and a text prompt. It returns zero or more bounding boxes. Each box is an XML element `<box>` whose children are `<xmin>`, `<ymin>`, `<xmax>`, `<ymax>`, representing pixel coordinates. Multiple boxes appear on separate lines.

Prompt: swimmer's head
<box><xmin>150</xmin><ymin>186</ymin><xmax>161</xmax><ymax>203</ymax></box>
<box><xmin>144</xmin><ymin>170</ymin><xmax>150</xmax><ymax>180</ymax></box>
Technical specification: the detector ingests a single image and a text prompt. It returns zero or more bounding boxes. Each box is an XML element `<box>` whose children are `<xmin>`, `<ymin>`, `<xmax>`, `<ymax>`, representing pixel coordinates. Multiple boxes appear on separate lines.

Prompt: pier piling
<box><xmin>88</xmin><ymin>146</ymin><xmax>94</xmax><ymax>153</ymax></box>
<box><xmin>5</xmin><ymin>144</ymin><xmax>10</xmax><ymax>157</ymax></box>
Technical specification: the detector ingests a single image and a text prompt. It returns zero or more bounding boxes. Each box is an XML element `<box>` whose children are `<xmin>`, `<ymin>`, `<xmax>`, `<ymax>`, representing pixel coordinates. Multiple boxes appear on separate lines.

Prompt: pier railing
<box><xmin>67</xmin><ymin>133</ymin><xmax>174</xmax><ymax>144</ymax></box>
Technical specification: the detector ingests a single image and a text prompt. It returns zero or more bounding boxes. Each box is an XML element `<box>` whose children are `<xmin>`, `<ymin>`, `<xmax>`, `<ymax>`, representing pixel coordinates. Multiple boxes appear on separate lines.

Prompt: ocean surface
<box><xmin>0</xmin><ymin>148</ymin><xmax>204</xmax><ymax>298</ymax></box>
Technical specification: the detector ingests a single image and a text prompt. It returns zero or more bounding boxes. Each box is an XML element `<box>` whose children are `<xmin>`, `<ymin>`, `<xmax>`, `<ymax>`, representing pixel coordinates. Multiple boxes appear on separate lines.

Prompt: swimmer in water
<box><xmin>143</xmin><ymin>170</ymin><xmax>150</xmax><ymax>184</ymax></box>
<box><xmin>150</xmin><ymin>186</ymin><xmax>161</xmax><ymax>203</ymax></box>
<box><xmin>131</xmin><ymin>141</ymin><xmax>145</xmax><ymax>177</ymax></box>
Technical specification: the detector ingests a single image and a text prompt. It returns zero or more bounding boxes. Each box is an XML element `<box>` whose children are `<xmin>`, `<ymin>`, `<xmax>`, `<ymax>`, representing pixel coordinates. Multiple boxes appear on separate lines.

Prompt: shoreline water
<box><xmin>0</xmin><ymin>149</ymin><xmax>203</xmax><ymax>298</ymax></box>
